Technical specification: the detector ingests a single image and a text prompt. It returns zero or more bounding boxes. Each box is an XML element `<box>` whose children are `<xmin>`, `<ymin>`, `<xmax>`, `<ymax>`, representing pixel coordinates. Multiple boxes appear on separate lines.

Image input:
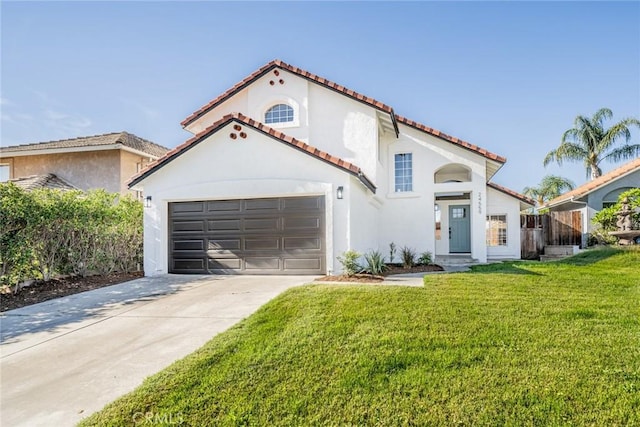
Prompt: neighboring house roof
<box><xmin>9</xmin><ymin>174</ymin><xmax>78</xmax><ymax>191</ymax></box>
<box><xmin>0</xmin><ymin>132</ymin><xmax>169</xmax><ymax>158</ymax></box>
<box><xmin>129</xmin><ymin>113</ymin><xmax>376</xmax><ymax>192</ymax></box>
<box><xmin>487</xmin><ymin>182</ymin><xmax>535</xmax><ymax>207</ymax></box>
<box><xmin>181</xmin><ymin>59</ymin><xmax>398</xmax><ymax>135</ymax></box>
<box><xmin>545</xmin><ymin>157</ymin><xmax>640</xmax><ymax>208</ymax></box>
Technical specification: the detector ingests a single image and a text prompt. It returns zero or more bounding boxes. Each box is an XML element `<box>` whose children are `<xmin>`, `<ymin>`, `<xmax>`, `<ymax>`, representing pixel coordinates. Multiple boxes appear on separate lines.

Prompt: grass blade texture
<box><xmin>81</xmin><ymin>247</ymin><xmax>639</xmax><ymax>426</ymax></box>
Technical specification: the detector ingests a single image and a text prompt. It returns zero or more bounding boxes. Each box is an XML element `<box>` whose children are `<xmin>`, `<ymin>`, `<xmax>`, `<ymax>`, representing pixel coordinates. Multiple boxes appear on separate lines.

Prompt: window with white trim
<box><xmin>394</xmin><ymin>153</ymin><xmax>413</xmax><ymax>192</ymax></box>
<box><xmin>265</xmin><ymin>104</ymin><xmax>294</xmax><ymax>124</ymax></box>
<box><xmin>486</xmin><ymin>215</ymin><xmax>507</xmax><ymax>246</ymax></box>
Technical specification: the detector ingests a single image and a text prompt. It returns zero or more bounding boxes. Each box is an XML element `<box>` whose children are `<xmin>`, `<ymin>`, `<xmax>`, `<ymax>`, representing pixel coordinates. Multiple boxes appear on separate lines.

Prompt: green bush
<box><xmin>362</xmin><ymin>250</ymin><xmax>388</xmax><ymax>275</ymax></box>
<box><xmin>418</xmin><ymin>251</ymin><xmax>433</xmax><ymax>265</ymax></box>
<box><xmin>592</xmin><ymin>188</ymin><xmax>640</xmax><ymax>233</ymax></box>
<box><xmin>337</xmin><ymin>250</ymin><xmax>361</xmax><ymax>276</ymax></box>
<box><xmin>0</xmin><ymin>183</ymin><xmax>143</xmax><ymax>290</ymax></box>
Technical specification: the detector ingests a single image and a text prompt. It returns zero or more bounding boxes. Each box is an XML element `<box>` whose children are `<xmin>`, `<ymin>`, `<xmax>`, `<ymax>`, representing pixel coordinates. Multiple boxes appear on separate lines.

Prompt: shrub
<box><xmin>0</xmin><ymin>184</ymin><xmax>143</xmax><ymax>289</ymax></box>
<box><xmin>592</xmin><ymin>188</ymin><xmax>640</xmax><ymax>233</ymax></box>
<box><xmin>362</xmin><ymin>251</ymin><xmax>388</xmax><ymax>275</ymax></box>
<box><xmin>337</xmin><ymin>250</ymin><xmax>361</xmax><ymax>276</ymax></box>
<box><xmin>400</xmin><ymin>246</ymin><xmax>416</xmax><ymax>269</ymax></box>
<box><xmin>389</xmin><ymin>242</ymin><xmax>396</xmax><ymax>264</ymax></box>
<box><xmin>418</xmin><ymin>251</ymin><xmax>433</xmax><ymax>265</ymax></box>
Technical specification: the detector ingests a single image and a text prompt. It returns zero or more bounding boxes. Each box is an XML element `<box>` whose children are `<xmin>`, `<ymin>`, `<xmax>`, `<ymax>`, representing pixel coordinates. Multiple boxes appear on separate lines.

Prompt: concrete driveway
<box><xmin>0</xmin><ymin>274</ymin><xmax>310</xmax><ymax>427</ymax></box>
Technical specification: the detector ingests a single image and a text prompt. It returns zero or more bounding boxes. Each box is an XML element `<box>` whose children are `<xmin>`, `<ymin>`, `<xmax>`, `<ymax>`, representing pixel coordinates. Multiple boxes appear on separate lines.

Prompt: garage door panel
<box><xmin>207</xmin><ymin>200</ymin><xmax>242</xmax><ymax>213</ymax></box>
<box><xmin>284</xmin><ymin>258</ymin><xmax>322</xmax><ymax>270</ymax></box>
<box><xmin>172</xmin><ymin>220</ymin><xmax>205</xmax><ymax>233</ymax></box>
<box><xmin>244</xmin><ymin>198</ymin><xmax>280</xmax><ymax>211</ymax></box>
<box><xmin>208</xmin><ymin>219</ymin><xmax>241</xmax><ymax>232</ymax></box>
<box><xmin>173</xmin><ymin>239</ymin><xmax>205</xmax><ymax>251</ymax></box>
<box><xmin>284</xmin><ymin>236</ymin><xmax>322</xmax><ymax>250</ymax></box>
<box><xmin>208</xmin><ymin>258</ymin><xmax>242</xmax><ymax>270</ymax></box>
<box><xmin>283</xmin><ymin>216</ymin><xmax>321</xmax><ymax>231</ymax></box>
<box><xmin>173</xmin><ymin>258</ymin><xmax>206</xmax><ymax>272</ymax></box>
<box><xmin>208</xmin><ymin>239</ymin><xmax>241</xmax><ymax>251</ymax></box>
<box><xmin>170</xmin><ymin>196</ymin><xmax>325</xmax><ymax>275</ymax></box>
<box><xmin>245</xmin><ymin>257</ymin><xmax>281</xmax><ymax>270</ymax></box>
<box><xmin>244</xmin><ymin>217</ymin><xmax>280</xmax><ymax>231</ymax></box>
<box><xmin>282</xmin><ymin>196</ymin><xmax>322</xmax><ymax>211</ymax></box>
<box><xmin>171</xmin><ymin>202</ymin><xmax>205</xmax><ymax>215</ymax></box>
<box><xmin>244</xmin><ymin>238</ymin><xmax>280</xmax><ymax>251</ymax></box>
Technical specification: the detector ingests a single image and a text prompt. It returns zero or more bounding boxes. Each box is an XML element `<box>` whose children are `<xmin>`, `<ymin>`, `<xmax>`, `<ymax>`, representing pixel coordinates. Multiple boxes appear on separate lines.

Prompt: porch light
<box><xmin>337</xmin><ymin>186</ymin><xmax>344</xmax><ymax>200</ymax></box>
<box><xmin>144</xmin><ymin>196</ymin><xmax>152</xmax><ymax>208</ymax></box>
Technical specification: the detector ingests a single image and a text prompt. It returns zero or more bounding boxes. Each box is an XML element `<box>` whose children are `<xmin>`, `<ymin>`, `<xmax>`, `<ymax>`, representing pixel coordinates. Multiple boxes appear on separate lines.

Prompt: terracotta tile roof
<box><xmin>396</xmin><ymin>116</ymin><xmax>507</xmax><ymax>163</ymax></box>
<box><xmin>545</xmin><ymin>157</ymin><xmax>640</xmax><ymax>208</ymax></box>
<box><xmin>0</xmin><ymin>132</ymin><xmax>169</xmax><ymax>158</ymax></box>
<box><xmin>487</xmin><ymin>182</ymin><xmax>535</xmax><ymax>206</ymax></box>
<box><xmin>129</xmin><ymin>113</ymin><xmax>376</xmax><ymax>192</ymax></box>
<box><xmin>9</xmin><ymin>174</ymin><xmax>78</xmax><ymax>191</ymax></box>
<box><xmin>181</xmin><ymin>59</ymin><xmax>397</xmax><ymax>132</ymax></box>
<box><xmin>181</xmin><ymin>60</ymin><xmax>508</xmax><ymax>163</ymax></box>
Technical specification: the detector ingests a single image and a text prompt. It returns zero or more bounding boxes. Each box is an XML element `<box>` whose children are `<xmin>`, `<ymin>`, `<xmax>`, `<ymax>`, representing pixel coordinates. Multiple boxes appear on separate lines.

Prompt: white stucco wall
<box><xmin>486</xmin><ymin>187</ymin><xmax>524</xmax><ymax>259</ymax></box>
<box><xmin>375</xmin><ymin>125</ymin><xmax>489</xmax><ymax>262</ymax></box>
<box><xmin>138</xmin><ymin>122</ymin><xmax>362</xmax><ymax>276</ymax></box>
<box><xmin>170</xmin><ymin>66</ymin><xmax>524</xmax><ymax>269</ymax></box>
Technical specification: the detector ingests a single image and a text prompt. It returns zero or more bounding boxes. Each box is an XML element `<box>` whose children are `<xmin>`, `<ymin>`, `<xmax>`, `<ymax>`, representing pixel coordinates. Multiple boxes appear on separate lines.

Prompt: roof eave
<box><xmin>0</xmin><ymin>143</ymin><xmax>163</xmax><ymax>159</ymax></box>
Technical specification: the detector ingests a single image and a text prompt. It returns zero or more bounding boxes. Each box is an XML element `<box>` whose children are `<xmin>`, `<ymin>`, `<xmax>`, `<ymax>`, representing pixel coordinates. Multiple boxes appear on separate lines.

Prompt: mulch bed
<box><xmin>0</xmin><ymin>271</ymin><xmax>144</xmax><ymax>312</ymax></box>
<box><xmin>315</xmin><ymin>264</ymin><xmax>444</xmax><ymax>283</ymax></box>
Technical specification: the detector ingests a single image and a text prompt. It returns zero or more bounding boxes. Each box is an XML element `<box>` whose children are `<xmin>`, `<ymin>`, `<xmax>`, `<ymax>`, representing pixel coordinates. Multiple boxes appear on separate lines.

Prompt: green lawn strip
<box><xmin>80</xmin><ymin>247</ymin><xmax>639</xmax><ymax>426</ymax></box>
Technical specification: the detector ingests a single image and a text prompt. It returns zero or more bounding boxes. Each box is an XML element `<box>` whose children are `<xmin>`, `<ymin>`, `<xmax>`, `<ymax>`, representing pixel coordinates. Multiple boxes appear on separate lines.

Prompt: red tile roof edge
<box><xmin>180</xmin><ymin>60</ymin><xmax>507</xmax><ymax>163</ymax></box>
<box><xmin>180</xmin><ymin>59</ymin><xmax>397</xmax><ymax>134</ymax></box>
<box><xmin>487</xmin><ymin>182</ymin><xmax>535</xmax><ymax>206</ymax></box>
<box><xmin>545</xmin><ymin>157</ymin><xmax>640</xmax><ymax>207</ymax></box>
<box><xmin>396</xmin><ymin>115</ymin><xmax>507</xmax><ymax>164</ymax></box>
<box><xmin>129</xmin><ymin>112</ymin><xmax>376</xmax><ymax>192</ymax></box>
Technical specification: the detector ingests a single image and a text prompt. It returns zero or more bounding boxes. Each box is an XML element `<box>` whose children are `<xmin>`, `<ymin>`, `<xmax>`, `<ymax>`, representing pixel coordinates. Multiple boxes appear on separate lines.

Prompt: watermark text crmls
<box><xmin>132</xmin><ymin>411</ymin><xmax>184</xmax><ymax>425</ymax></box>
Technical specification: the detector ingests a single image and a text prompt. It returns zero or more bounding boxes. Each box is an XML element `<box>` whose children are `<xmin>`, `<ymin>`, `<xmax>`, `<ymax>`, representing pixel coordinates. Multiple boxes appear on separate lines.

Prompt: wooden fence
<box><xmin>520</xmin><ymin>211</ymin><xmax>582</xmax><ymax>259</ymax></box>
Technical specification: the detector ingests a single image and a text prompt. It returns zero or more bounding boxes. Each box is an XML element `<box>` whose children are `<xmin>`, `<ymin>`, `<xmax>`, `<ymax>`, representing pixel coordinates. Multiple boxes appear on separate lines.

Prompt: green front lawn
<box><xmin>81</xmin><ymin>247</ymin><xmax>639</xmax><ymax>426</ymax></box>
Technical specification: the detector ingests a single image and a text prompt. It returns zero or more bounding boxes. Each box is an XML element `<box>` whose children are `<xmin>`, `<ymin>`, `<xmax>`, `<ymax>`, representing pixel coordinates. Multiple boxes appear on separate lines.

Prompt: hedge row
<box><xmin>0</xmin><ymin>183</ymin><xmax>143</xmax><ymax>290</ymax></box>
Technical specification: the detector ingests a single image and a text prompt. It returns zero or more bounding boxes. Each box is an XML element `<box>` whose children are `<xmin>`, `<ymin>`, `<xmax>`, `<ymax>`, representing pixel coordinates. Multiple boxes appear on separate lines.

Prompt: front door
<box><xmin>449</xmin><ymin>205</ymin><xmax>471</xmax><ymax>253</ymax></box>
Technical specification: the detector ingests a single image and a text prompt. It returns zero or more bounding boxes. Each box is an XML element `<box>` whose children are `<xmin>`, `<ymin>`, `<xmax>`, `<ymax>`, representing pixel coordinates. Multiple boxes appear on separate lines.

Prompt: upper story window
<box><xmin>394</xmin><ymin>153</ymin><xmax>413</xmax><ymax>192</ymax></box>
<box><xmin>265</xmin><ymin>104</ymin><xmax>294</xmax><ymax>124</ymax></box>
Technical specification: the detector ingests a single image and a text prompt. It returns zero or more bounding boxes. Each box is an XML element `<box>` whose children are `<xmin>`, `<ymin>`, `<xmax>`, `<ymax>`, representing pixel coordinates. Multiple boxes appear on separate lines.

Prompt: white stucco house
<box><xmin>544</xmin><ymin>157</ymin><xmax>640</xmax><ymax>247</ymax></box>
<box><xmin>130</xmin><ymin>60</ymin><xmax>533</xmax><ymax>276</ymax></box>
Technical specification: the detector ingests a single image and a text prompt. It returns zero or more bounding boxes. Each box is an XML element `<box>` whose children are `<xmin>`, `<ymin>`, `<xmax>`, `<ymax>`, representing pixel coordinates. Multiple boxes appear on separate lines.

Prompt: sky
<box><xmin>2</xmin><ymin>1</ymin><xmax>639</xmax><ymax>193</ymax></box>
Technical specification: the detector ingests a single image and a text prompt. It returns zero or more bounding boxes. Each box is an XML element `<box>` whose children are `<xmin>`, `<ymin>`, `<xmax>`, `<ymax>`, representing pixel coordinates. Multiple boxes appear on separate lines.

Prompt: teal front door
<box><xmin>449</xmin><ymin>205</ymin><xmax>471</xmax><ymax>253</ymax></box>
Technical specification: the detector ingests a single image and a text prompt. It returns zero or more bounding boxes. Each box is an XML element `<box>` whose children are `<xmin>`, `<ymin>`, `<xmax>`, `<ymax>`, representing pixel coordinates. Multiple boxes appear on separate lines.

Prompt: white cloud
<box><xmin>2</xmin><ymin>91</ymin><xmax>94</xmax><ymax>142</ymax></box>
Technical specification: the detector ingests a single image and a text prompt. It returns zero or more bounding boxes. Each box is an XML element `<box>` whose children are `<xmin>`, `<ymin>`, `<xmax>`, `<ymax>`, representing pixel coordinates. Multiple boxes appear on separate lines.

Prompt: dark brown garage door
<box><xmin>169</xmin><ymin>196</ymin><xmax>325</xmax><ymax>275</ymax></box>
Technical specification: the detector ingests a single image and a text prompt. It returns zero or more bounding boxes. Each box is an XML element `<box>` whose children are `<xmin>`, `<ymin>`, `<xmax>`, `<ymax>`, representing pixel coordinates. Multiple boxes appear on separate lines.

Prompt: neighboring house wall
<box><xmin>120</xmin><ymin>150</ymin><xmax>154</xmax><ymax>196</ymax></box>
<box><xmin>548</xmin><ymin>170</ymin><xmax>639</xmax><ymax>246</ymax></box>
<box><xmin>5</xmin><ymin>151</ymin><xmax>122</xmax><ymax>194</ymax></box>
<box><xmin>2</xmin><ymin>149</ymin><xmax>156</xmax><ymax>197</ymax></box>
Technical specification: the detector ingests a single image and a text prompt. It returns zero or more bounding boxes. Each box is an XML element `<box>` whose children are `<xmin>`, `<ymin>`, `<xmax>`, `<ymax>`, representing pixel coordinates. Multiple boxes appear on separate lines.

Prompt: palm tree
<box><xmin>523</xmin><ymin>175</ymin><xmax>575</xmax><ymax>207</ymax></box>
<box><xmin>543</xmin><ymin>108</ymin><xmax>640</xmax><ymax>180</ymax></box>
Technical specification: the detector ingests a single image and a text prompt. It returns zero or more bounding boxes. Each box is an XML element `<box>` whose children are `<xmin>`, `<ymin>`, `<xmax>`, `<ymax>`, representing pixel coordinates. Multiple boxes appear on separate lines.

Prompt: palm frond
<box><xmin>602</xmin><ymin>144</ymin><xmax>640</xmax><ymax>163</ymax></box>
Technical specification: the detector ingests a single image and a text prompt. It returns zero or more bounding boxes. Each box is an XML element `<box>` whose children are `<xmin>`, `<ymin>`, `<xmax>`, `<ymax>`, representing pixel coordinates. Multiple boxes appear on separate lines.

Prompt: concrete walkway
<box><xmin>0</xmin><ymin>274</ymin><xmax>309</xmax><ymax>427</ymax></box>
